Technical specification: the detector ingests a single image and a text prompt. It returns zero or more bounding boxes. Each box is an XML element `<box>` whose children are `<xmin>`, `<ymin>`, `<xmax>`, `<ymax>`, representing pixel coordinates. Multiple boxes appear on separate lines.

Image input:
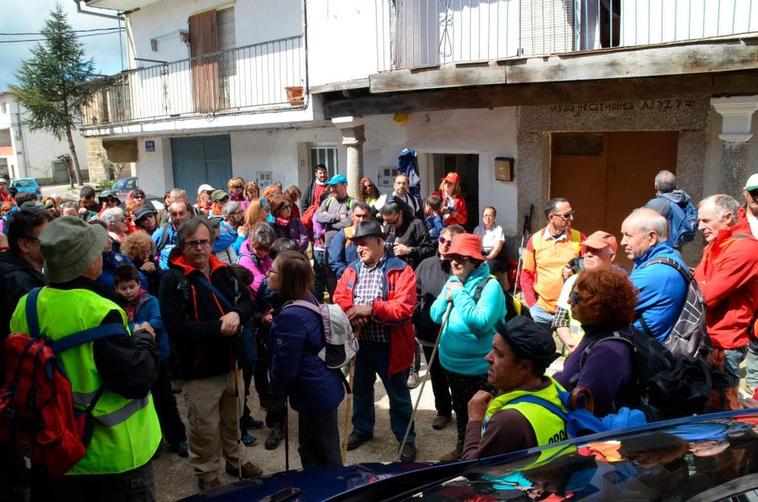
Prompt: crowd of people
<box><xmin>0</xmin><ymin>165</ymin><xmax>757</xmax><ymax>500</ymax></box>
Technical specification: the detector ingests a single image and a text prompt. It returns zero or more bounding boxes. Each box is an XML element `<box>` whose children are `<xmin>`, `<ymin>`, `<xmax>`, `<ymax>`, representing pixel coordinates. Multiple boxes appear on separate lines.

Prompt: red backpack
<box><xmin>0</xmin><ymin>287</ymin><xmax>128</xmax><ymax>477</ymax></box>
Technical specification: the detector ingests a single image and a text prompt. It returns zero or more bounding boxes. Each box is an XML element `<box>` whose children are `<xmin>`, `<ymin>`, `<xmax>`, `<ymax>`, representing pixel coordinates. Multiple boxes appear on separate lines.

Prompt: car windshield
<box><xmin>13</xmin><ymin>179</ymin><xmax>35</xmax><ymax>187</ymax></box>
<box><xmin>411</xmin><ymin>415</ymin><xmax>758</xmax><ymax>501</ymax></box>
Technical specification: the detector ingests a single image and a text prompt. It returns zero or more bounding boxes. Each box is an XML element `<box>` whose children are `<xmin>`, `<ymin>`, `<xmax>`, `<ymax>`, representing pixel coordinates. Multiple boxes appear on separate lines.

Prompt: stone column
<box><xmin>332</xmin><ymin>116</ymin><xmax>366</xmax><ymax>200</ymax></box>
<box><xmin>711</xmin><ymin>96</ymin><xmax>758</xmax><ymax>197</ymax></box>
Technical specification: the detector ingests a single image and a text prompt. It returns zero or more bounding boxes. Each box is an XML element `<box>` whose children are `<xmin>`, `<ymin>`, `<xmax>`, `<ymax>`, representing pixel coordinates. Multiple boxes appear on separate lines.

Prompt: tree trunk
<box><xmin>65</xmin><ymin>126</ymin><xmax>83</xmax><ymax>187</ymax></box>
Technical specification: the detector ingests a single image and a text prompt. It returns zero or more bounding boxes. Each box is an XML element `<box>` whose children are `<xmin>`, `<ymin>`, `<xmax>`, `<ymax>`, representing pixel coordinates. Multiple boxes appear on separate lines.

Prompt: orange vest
<box><xmin>524</xmin><ymin>228</ymin><xmax>582</xmax><ymax>313</ymax></box>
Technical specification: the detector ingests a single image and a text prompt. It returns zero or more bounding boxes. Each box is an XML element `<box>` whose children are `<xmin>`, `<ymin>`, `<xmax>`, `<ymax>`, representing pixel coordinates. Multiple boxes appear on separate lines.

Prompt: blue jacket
<box><xmin>327</xmin><ymin>228</ymin><xmax>358</xmax><ymax>280</ymax></box>
<box><xmin>97</xmin><ymin>250</ymin><xmax>147</xmax><ymax>292</ymax></box>
<box><xmin>152</xmin><ymin>223</ymin><xmax>177</xmax><ymax>270</ymax></box>
<box><xmin>212</xmin><ymin>221</ymin><xmax>238</xmax><ymax>254</ymax></box>
<box><xmin>424</xmin><ymin>215</ymin><xmax>444</xmax><ymax>241</ymax></box>
<box><xmin>430</xmin><ymin>262</ymin><xmax>506</xmax><ymax>376</ymax></box>
<box><xmin>132</xmin><ymin>292</ymin><xmax>170</xmax><ymax>361</ymax></box>
<box><xmin>269</xmin><ymin>294</ymin><xmax>345</xmax><ymax>414</ymax></box>
<box><xmin>630</xmin><ymin>241</ymin><xmax>688</xmax><ymax>342</ymax></box>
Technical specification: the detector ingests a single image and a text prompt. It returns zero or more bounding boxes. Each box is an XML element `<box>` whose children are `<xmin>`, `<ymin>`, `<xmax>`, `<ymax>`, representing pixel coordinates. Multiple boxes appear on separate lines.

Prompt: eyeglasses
<box><xmin>438</xmin><ymin>236</ymin><xmax>451</xmax><ymax>246</ymax></box>
<box><xmin>185</xmin><ymin>239</ymin><xmax>211</xmax><ymax>248</ymax></box>
<box><xmin>447</xmin><ymin>254</ymin><xmax>469</xmax><ymax>263</ymax></box>
<box><xmin>552</xmin><ymin>211</ymin><xmax>576</xmax><ymax>220</ymax></box>
<box><xmin>749</xmin><ymin>189</ymin><xmax>758</xmax><ymax>201</ymax></box>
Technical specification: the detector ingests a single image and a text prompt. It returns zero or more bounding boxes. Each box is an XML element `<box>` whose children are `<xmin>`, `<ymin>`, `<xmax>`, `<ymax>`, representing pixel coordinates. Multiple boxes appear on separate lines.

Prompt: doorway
<box><xmin>430</xmin><ymin>153</ymin><xmax>479</xmax><ymax>232</ymax></box>
<box><xmin>550</xmin><ymin>131</ymin><xmax>679</xmax><ymax>269</ymax></box>
<box><xmin>171</xmin><ymin>135</ymin><xmax>233</xmax><ymax>196</ymax></box>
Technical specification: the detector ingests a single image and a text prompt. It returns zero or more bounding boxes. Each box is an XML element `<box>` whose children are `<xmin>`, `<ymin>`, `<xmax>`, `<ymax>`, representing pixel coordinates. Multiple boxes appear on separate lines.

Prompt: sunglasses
<box><xmin>749</xmin><ymin>189</ymin><xmax>758</xmax><ymax>201</ymax></box>
<box><xmin>438</xmin><ymin>236</ymin><xmax>452</xmax><ymax>246</ymax></box>
<box><xmin>447</xmin><ymin>254</ymin><xmax>469</xmax><ymax>263</ymax></box>
<box><xmin>552</xmin><ymin>211</ymin><xmax>576</xmax><ymax>220</ymax></box>
<box><xmin>569</xmin><ymin>290</ymin><xmax>583</xmax><ymax>305</ymax></box>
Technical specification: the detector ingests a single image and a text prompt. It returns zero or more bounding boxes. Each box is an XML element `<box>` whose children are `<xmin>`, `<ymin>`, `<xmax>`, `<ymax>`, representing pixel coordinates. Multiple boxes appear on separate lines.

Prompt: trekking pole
<box><xmin>397</xmin><ymin>303</ymin><xmax>453</xmax><ymax>462</ymax></box>
<box><xmin>284</xmin><ymin>396</ymin><xmax>290</xmax><ymax>471</ymax></box>
<box><xmin>340</xmin><ymin>359</ymin><xmax>356</xmax><ymax>463</ymax></box>
<box><xmin>232</xmin><ymin>356</ymin><xmax>243</xmax><ymax>481</ymax></box>
<box><xmin>513</xmin><ymin>204</ymin><xmax>534</xmax><ymax>296</ymax></box>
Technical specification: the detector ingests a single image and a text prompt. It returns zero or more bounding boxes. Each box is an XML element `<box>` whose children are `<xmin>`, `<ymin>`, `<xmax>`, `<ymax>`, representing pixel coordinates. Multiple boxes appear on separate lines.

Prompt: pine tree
<box><xmin>10</xmin><ymin>3</ymin><xmax>96</xmax><ymax>187</ymax></box>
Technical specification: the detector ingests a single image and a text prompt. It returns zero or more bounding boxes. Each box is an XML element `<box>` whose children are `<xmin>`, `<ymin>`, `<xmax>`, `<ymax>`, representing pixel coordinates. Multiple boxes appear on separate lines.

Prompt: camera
<box><xmin>568</xmin><ymin>256</ymin><xmax>585</xmax><ymax>274</ymax></box>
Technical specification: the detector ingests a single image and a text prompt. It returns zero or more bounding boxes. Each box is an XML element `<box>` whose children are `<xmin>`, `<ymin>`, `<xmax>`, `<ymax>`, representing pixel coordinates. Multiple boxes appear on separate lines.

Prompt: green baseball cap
<box><xmin>744</xmin><ymin>173</ymin><xmax>758</xmax><ymax>191</ymax></box>
<box><xmin>40</xmin><ymin>216</ymin><xmax>107</xmax><ymax>283</ymax></box>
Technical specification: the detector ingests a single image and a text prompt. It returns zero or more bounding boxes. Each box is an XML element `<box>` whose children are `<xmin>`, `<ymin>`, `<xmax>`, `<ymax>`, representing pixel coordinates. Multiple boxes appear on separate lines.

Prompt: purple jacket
<box><xmin>554</xmin><ymin>327</ymin><xmax>635</xmax><ymax>417</ymax></box>
<box><xmin>269</xmin><ymin>294</ymin><xmax>345</xmax><ymax>414</ymax></box>
<box><xmin>237</xmin><ymin>240</ymin><xmax>272</xmax><ymax>296</ymax></box>
<box><xmin>271</xmin><ymin>218</ymin><xmax>309</xmax><ymax>253</ymax></box>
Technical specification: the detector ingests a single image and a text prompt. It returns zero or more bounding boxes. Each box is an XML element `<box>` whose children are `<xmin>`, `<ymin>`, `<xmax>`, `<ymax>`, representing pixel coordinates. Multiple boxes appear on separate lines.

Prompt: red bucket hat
<box><xmin>444</xmin><ymin>233</ymin><xmax>484</xmax><ymax>261</ymax></box>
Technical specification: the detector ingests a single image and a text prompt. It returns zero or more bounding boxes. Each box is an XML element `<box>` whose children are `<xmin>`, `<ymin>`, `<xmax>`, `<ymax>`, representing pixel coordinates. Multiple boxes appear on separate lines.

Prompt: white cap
<box><xmin>197</xmin><ymin>183</ymin><xmax>214</xmax><ymax>195</ymax></box>
<box><xmin>0</xmin><ymin>178</ymin><xmax>8</xmax><ymax>184</ymax></box>
<box><xmin>745</xmin><ymin>173</ymin><xmax>758</xmax><ymax>191</ymax></box>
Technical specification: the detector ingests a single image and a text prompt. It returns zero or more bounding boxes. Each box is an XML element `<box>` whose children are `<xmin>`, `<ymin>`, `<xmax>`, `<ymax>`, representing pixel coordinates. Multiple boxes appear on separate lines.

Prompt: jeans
<box><xmin>707</xmin><ymin>346</ymin><xmax>747</xmax><ymax>411</ymax></box>
<box><xmin>313</xmin><ymin>249</ymin><xmax>327</xmax><ymax>301</ymax></box>
<box><xmin>298</xmin><ymin>407</ymin><xmax>343</xmax><ymax>469</ymax></box>
<box><xmin>352</xmin><ymin>342</ymin><xmax>415</xmax><ymax>444</ymax></box>
<box><xmin>746</xmin><ymin>338</ymin><xmax>758</xmax><ymax>392</ymax></box>
<box><xmin>529</xmin><ymin>303</ymin><xmax>555</xmax><ymax>329</ymax></box>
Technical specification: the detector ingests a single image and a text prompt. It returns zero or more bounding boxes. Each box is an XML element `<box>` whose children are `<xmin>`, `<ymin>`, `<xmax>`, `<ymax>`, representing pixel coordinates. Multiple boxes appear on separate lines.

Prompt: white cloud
<box><xmin>0</xmin><ymin>0</ymin><xmax>124</xmax><ymax>90</ymax></box>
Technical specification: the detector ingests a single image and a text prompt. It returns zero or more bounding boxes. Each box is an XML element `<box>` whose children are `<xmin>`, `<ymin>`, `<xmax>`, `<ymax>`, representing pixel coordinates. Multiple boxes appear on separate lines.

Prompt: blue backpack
<box><xmin>652</xmin><ymin>192</ymin><xmax>698</xmax><ymax>248</ymax></box>
<box><xmin>510</xmin><ymin>387</ymin><xmax>647</xmax><ymax>439</ymax></box>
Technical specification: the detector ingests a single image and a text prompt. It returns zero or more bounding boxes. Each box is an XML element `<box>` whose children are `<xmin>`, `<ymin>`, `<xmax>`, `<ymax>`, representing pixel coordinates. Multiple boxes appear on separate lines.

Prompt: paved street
<box><xmin>154</xmin><ymin>363</ymin><xmax>457</xmax><ymax>501</ymax></box>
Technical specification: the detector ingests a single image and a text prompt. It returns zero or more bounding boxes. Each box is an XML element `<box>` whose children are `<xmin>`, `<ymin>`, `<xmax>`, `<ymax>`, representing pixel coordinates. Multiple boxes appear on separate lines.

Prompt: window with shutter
<box><xmin>217</xmin><ymin>7</ymin><xmax>235</xmax><ymax>108</ymax></box>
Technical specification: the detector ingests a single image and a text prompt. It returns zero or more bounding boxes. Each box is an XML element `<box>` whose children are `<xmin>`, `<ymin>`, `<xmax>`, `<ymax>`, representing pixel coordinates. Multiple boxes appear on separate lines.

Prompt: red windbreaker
<box><xmin>694</xmin><ymin>223</ymin><xmax>758</xmax><ymax>349</ymax></box>
<box><xmin>332</xmin><ymin>256</ymin><xmax>416</xmax><ymax>375</ymax></box>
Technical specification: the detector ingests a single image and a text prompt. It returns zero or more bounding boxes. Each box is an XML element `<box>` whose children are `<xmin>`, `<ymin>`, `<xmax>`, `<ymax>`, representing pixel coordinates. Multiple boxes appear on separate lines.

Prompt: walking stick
<box><xmin>397</xmin><ymin>303</ymin><xmax>453</xmax><ymax>462</ymax></box>
<box><xmin>284</xmin><ymin>396</ymin><xmax>290</xmax><ymax>471</ymax></box>
<box><xmin>513</xmin><ymin>204</ymin><xmax>534</xmax><ymax>296</ymax></box>
<box><xmin>340</xmin><ymin>359</ymin><xmax>356</xmax><ymax>463</ymax></box>
<box><xmin>232</xmin><ymin>357</ymin><xmax>243</xmax><ymax>481</ymax></box>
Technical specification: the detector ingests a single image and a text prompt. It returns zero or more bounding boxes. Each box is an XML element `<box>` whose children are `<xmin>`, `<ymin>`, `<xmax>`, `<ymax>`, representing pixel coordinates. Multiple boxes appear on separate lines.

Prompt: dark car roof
<box><xmin>183</xmin><ymin>410</ymin><xmax>758</xmax><ymax>501</ymax></box>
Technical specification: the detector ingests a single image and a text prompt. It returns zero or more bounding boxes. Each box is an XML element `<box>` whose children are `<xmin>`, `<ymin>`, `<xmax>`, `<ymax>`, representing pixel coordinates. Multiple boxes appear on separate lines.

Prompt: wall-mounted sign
<box><xmin>495</xmin><ymin>157</ymin><xmax>514</xmax><ymax>182</ymax></box>
<box><xmin>145</xmin><ymin>140</ymin><xmax>156</xmax><ymax>152</ymax></box>
<box><xmin>257</xmin><ymin>171</ymin><xmax>272</xmax><ymax>188</ymax></box>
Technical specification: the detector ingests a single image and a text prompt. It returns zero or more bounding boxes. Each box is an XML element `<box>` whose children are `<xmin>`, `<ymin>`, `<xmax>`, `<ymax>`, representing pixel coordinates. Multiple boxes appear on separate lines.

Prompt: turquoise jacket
<box><xmin>430</xmin><ymin>262</ymin><xmax>506</xmax><ymax>376</ymax></box>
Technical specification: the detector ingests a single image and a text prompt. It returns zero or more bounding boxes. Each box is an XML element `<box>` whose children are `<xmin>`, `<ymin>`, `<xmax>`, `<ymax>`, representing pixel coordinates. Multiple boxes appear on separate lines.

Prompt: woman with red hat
<box><xmin>437</xmin><ymin>172</ymin><xmax>468</xmax><ymax>227</ymax></box>
<box><xmin>429</xmin><ymin>232</ymin><xmax>506</xmax><ymax>461</ymax></box>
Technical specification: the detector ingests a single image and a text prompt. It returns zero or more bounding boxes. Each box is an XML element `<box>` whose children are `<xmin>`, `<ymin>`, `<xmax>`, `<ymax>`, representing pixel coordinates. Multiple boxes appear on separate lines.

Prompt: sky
<box><xmin>0</xmin><ymin>0</ymin><xmax>125</xmax><ymax>90</ymax></box>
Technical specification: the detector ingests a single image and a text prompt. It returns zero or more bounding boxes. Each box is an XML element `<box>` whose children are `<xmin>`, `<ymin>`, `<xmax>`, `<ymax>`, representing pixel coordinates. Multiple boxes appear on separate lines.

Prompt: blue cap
<box><xmin>326</xmin><ymin>174</ymin><xmax>348</xmax><ymax>185</ymax></box>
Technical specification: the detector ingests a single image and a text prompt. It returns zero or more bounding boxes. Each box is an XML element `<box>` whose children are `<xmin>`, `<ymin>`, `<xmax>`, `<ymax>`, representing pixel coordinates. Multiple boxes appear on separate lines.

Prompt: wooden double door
<box><xmin>550</xmin><ymin>131</ymin><xmax>679</xmax><ymax>269</ymax></box>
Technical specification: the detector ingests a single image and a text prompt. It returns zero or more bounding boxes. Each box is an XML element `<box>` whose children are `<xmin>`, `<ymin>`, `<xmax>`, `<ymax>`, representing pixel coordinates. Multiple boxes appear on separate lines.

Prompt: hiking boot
<box><xmin>225</xmin><ymin>461</ymin><xmax>263</xmax><ymax>479</ymax></box>
<box><xmin>432</xmin><ymin>414</ymin><xmax>452</xmax><ymax>430</ymax></box>
<box><xmin>346</xmin><ymin>431</ymin><xmax>373</xmax><ymax>451</ymax></box>
<box><xmin>407</xmin><ymin>371</ymin><xmax>421</xmax><ymax>389</ymax></box>
<box><xmin>198</xmin><ymin>478</ymin><xmax>222</xmax><ymax>492</ymax></box>
<box><xmin>170</xmin><ymin>440</ymin><xmax>189</xmax><ymax>458</ymax></box>
<box><xmin>241</xmin><ymin>431</ymin><xmax>257</xmax><ymax>447</ymax></box>
<box><xmin>264</xmin><ymin>427</ymin><xmax>284</xmax><ymax>450</ymax></box>
<box><xmin>440</xmin><ymin>443</ymin><xmax>463</xmax><ymax>462</ymax></box>
<box><xmin>240</xmin><ymin>415</ymin><xmax>264</xmax><ymax>430</ymax></box>
<box><xmin>399</xmin><ymin>442</ymin><xmax>417</xmax><ymax>463</ymax></box>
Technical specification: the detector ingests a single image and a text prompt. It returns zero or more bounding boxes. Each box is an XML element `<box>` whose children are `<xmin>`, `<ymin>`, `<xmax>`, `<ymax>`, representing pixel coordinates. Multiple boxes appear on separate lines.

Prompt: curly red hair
<box><xmin>573</xmin><ymin>267</ymin><xmax>638</xmax><ymax>328</ymax></box>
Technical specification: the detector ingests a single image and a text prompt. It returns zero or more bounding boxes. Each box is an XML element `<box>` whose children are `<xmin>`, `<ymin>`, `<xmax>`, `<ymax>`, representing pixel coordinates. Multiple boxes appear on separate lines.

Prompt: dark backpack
<box><xmin>575</xmin><ymin>329</ymin><xmax>711</xmax><ymax>421</ymax></box>
<box><xmin>0</xmin><ymin>288</ymin><xmax>128</xmax><ymax>477</ymax></box>
<box><xmin>639</xmin><ymin>257</ymin><xmax>710</xmax><ymax>360</ymax></box>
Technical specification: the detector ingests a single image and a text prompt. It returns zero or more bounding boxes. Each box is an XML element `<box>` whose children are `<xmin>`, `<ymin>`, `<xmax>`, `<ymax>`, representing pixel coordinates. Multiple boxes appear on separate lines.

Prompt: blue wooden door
<box><xmin>171</xmin><ymin>135</ymin><xmax>232</xmax><ymax>196</ymax></box>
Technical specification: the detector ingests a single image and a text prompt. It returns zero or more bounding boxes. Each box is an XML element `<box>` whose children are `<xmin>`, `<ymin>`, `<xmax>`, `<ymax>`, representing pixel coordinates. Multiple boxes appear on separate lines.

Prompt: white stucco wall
<box><xmin>126</xmin><ymin>0</ymin><xmax>302</xmax><ymax>68</ymax></box>
<box><xmin>21</xmin><ymin>126</ymin><xmax>88</xmax><ymax>181</ymax></box>
<box><xmin>136</xmin><ymin>137</ymin><xmax>174</xmax><ymax>195</ymax></box>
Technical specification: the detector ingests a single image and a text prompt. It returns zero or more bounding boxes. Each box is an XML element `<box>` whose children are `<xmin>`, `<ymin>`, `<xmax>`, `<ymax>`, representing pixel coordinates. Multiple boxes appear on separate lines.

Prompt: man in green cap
<box><xmin>10</xmin><ymin>216</ymin><xmax>162</xmax><ymax>500</ymax></box>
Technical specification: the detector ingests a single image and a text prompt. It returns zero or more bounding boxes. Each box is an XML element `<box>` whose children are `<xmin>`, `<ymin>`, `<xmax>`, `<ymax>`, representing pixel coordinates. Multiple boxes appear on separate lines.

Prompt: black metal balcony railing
<box><xmin>376</xmin><ymin>0</ymin><xmax>758</xmax><ymax>71</ymax></box>
<box><xmin>83</xmin><ymin>35</ymin><xmax>305</xmax><ymax>127</ymax></box>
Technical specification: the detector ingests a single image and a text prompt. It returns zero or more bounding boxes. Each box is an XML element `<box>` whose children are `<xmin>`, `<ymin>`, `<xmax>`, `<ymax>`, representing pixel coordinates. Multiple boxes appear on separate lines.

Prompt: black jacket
<box><xmin>413</xmin><ymin>255</ymin><xmax>451</xmax><ymax>344</ymax></box>
<box><xmin>159</xmin><ymin>249</ymin><xmax>254</xmax><ymax>380</ymax></box>
<box><xmin>0</xmin><ymin>251</ymin><xmax>46</xmax><ymax>341</ymax></box>
<box><xmin>383</xmin><ymin>214</ymin><xmax>435</xmax><ymax>270</ymax></box>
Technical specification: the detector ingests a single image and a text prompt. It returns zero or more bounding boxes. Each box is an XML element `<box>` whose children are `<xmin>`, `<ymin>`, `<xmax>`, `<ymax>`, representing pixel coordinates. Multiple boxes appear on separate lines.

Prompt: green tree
<box><xmin>10</xmin><ymin>3</ymin><xmax>96</xmax><ymax>187</ymax></box>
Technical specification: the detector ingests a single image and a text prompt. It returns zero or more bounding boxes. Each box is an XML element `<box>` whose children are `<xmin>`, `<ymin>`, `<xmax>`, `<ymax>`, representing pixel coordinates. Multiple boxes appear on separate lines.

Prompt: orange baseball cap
<box><xmin>581</xmin><ymin>231</ymin><xmax>618</xmax><ymax>252</ymax></box>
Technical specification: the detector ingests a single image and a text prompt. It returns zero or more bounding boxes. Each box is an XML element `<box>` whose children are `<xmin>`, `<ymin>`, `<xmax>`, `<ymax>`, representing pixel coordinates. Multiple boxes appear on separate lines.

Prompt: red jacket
<box><xmin>434</xmin><ymin>191</ymin><xmax>468</xmax><ymax>227</ymax></box>
<box><xmin>694</xmin><ymin>223</ymin><xmax>758</xmax><ymax>350</ymax></box>
<box><xmin>332</xmin><ymin>256</ymin><xmax>417</xmax><ymax>376</ymax></box>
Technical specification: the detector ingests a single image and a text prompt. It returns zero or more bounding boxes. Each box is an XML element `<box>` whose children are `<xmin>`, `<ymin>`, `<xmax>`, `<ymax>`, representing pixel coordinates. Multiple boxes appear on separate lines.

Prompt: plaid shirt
<box><xmin>353</xmin><ymin>256</ymin><xmax>389</xmax><ymax>343</ymax></box>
